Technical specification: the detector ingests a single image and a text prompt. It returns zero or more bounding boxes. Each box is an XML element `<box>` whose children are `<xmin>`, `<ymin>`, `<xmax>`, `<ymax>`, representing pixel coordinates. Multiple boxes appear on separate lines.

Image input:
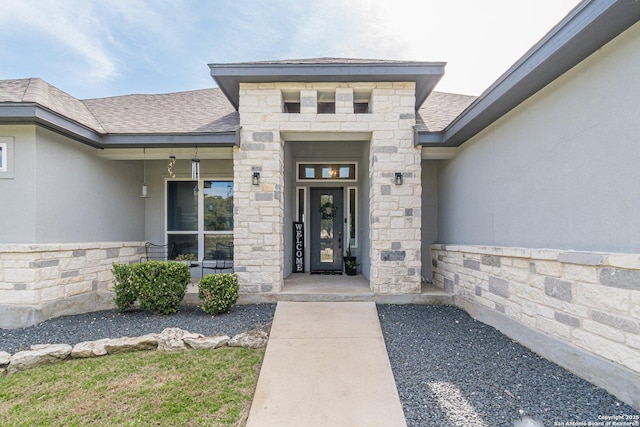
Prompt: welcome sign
<box><xmin>293</xmin><ymin>222</ymin><xmax>304</xmax><ymax>272</ymax></box>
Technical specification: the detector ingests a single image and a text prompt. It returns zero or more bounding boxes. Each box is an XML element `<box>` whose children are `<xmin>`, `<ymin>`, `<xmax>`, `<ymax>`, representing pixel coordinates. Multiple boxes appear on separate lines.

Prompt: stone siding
<box><xmin>431</xmin><ymin>244</ymin><xmax>640</xmax><ymax>407</ymax></box>
<box><xmin>0</xmin><ymin>242</ymin><xmax>145</xmax><ymax>328</ymax></box>
<box><xmin>236</xmin><ymin>82</ymin><xmax>420</xmax><ymax>294</ymax></box>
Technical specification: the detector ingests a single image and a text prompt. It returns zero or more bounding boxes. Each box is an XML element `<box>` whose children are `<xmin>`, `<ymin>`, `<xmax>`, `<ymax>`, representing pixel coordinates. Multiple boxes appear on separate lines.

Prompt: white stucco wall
<box><xmin>437</xmin><ymin>21</ymin><xmax>640</xmax><ymax>254</ymax></box>
<box><xmin>34</xmin><ymin>128</ymin><xmax>144</xmax><ymax>243</ymax></box>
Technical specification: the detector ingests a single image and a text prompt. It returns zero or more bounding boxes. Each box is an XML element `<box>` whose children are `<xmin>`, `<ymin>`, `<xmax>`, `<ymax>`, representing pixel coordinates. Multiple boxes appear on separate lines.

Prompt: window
<box><xmin>317</xmin><ymin>91</ymin><xmax>335</xmax><ymax>114</ymax></box>
<box><xmin>282</xmin><ymin>91</ymin><xmax>301</xmax><ymax>113</ymax></box>
<box><xmin>297</xmin><ymin>187</ymin><xmax>306</xmax><ymax>222</ymax></box>
<box><xmin>0</xmin><ymin>143</ymin><xmax>5</xmax><ymax>172</ymax></box>
<box><xmin>166</xmin><ymin>179</ymin><xmax>233</xmax><ymax>260</ymax></box>
<box><xmin>203</xmin><ymin>180</ymin><xmax>234</xmax><ymax>259</ymax></box>
<box><xmin>297</xmin><ymin>162</ymin><xmax>357</xmax><ymax>182</ymax></box>
<box><xmin>354</xmin><ymin>90</ymin><xmax>371</xmax><ymax>114</ymax></box>
<box><xmin>347</xmin><ymin>187</ymin><xmax>357</xmax><ymax>247</ymax></box>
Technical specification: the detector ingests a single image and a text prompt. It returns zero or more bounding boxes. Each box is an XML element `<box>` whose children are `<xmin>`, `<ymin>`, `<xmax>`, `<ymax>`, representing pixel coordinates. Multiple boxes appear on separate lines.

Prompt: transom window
<box><xmin>166</xmin><ymin>179</ymin><xmax>233</xmax><ymax>260</ymax></box>
<box><xmin>297</xmin><ymin>162</ymin><xmax>357</xmax><ymax>182</ymax></box>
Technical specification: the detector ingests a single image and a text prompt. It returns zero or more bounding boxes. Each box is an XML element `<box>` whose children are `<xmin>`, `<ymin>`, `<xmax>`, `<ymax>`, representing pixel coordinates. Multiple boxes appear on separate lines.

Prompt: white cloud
<box><xmin>1</xmin><ymin>0</ymin><xmax>118</xmax><ymax>81</ymax></box>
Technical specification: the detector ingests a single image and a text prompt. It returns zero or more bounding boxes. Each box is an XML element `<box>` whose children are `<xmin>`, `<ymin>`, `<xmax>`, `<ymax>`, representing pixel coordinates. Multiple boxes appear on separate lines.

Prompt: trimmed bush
<box><xmin>198</xmin><ymin>273</ymin><xmax>239</xmax><ymax>315</ymax></box>
<box><xmin>112</xmin><ymin>261</ymin><xmax>190</xmax><ymax>314</ymax></box>
<box><xmin>113</xmin><ymin>263</ymin><xmax>137</xmax><ymax>311</ymax></box>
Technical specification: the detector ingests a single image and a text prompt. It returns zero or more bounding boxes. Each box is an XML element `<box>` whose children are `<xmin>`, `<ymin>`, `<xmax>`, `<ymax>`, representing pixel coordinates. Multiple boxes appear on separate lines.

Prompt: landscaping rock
<box><xmin>104</xmin><ymin>333</ymin><xmax>159</xmax><ymax>354</ymax></box>
<box><xmin>8</xmin><ymin>344</ymin><xmax>72</xmax><ymax>374</ymax></box>
<box><xmin>0</xmin><ymin>351</ymin><xmax>11</xmax><ymax>366</ymax></box>
<box><xmin>228</xmin><ymin>330</ymin><xmax>268</xmax><ymax>349</ymax></box>
<box><xmin>71</xmin><ymin>338</ymin><xmax>111</xmax><ymax>358</ymax></box>
<box><xmin>184</xmin><ymin>335</ymin><xmax>230</xmax><ymax>350</ymax></box>
<box><xmin>157</xmin><ymin>328</ymin><xmax>203</xmax><ymax>352</ymax></box>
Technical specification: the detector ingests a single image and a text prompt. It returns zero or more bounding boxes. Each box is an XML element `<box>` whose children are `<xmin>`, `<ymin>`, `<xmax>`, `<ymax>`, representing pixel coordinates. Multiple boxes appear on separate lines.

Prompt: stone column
<box><xmin>234</xmin><ymin>84</ymin><xmax>285</xmax><ymax>293</ymax></box>
<box><xmin>368</xmin><ymin>83</ymin><xmax>422</xmax><ymax>294</ymax></box>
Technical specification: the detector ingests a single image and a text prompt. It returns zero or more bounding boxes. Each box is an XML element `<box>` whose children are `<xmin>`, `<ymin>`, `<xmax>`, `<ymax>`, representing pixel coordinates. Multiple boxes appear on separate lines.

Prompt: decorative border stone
<box><xmin>1</xmin><ymin>327</ymin><xmax>268</xmax><ymax>375</ymax></box>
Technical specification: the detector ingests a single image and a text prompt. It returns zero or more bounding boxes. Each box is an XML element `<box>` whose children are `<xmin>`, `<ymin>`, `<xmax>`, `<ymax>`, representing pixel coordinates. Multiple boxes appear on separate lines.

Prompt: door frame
<box><xmin>309</xmin><ymin>187</ymin><xmax>344</xmax><ymax>273</ymax></box>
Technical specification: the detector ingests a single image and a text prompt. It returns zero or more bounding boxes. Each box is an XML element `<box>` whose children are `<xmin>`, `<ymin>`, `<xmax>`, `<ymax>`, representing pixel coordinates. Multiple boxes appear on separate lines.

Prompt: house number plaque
<box><xmin>293</xmin><ymin>222</ymin><xmax>305</xmax><ymax>273</ymax></box>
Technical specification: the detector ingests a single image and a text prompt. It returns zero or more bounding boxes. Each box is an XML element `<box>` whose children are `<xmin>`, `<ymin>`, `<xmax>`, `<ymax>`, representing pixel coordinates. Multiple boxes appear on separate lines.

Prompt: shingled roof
<box><xmin>416</xmin><ymin>91</ymin><xmax>476</xmax><ymax>132</ymax></box>
<box><xmin>83</xmin><ymin>88</ymin><xmax>238</xmax><ymax>134</ymax></box>
<box><xmin>0</xmin><ymin>78</ymin><xmax>105</xmax><ymax>132</ymax></box>
<box><xmin>0</xmin><ymin>76</ymin><xmax>473</xmax><ymax>138</ymax></box>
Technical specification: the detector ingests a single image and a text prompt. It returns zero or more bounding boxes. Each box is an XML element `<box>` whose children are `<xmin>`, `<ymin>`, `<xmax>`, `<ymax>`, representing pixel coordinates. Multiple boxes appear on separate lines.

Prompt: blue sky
<box><xmin>1</xmin><ymin>0</ymin><xmax>579</xmax><ymax>100</ymax></box>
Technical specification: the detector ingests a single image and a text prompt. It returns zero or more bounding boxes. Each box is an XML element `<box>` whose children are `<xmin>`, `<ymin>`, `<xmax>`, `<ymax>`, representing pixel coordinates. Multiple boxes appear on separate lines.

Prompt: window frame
<box><xmin>296</xmin><ymin>161</ymin><xmax>358</xmax><ymax>183</ymax></box>
<box><xmin>347</xmin><ymin>186</ymin><xmax>358</xmax><ymax>248</ymax></box>
<box><xmin>165</xmin><ymin>177</ymin><xmax>233</xmax><ymax>261</ymax></box>
<box><xmin>0</xmin><ymin>141</ymin><xmax>7</xmax><ymax>174</ymax></box>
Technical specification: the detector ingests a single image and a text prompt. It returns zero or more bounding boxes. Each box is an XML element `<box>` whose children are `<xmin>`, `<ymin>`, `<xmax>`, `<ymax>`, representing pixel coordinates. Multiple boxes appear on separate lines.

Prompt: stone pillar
<box><xmin>368</xmin><ymin>83</ymin><xmax>422</xmax><ymax>294</ymax></box>
<box><xmin>300</xmin><ymin>90</ymin><xmax>317</xmax><ymax>114</ymax></box>
<box><xmin>234</xmin><ymin>84</ymin><xmax>284</xmax><ymax>293</ymax></box>
<box><xmin>335</xmin><ymin>88</ymin><xmax>354</xmax><ymax>114</ymax></box>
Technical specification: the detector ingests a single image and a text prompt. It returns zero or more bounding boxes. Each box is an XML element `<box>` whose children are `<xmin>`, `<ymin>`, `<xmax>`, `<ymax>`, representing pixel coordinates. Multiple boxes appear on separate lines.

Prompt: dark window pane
<box><xmin>167</xmin><ymin>234</ymin><xmax>197</xmax><ymax>260</ymax></box>
<box><xmin>167</xmin><ymin>181</ymin><xmax>197</xmax><ymax>231</ymax></box>
<box><xmin>284</xmin><ymin>102</ymin><xmax>301</xmax><ymax>113</ymax></box>
<box><xmin>318</xmin><ymin>102</ymin><xmax>335</xmax><ymax>114</ymax></box>
<box><xmin>298</xmin><ymin>188</ymin><xmax>305</xmax><ymax>222</ymax></box>
<box><xmin>204</xmin><ymin>235</ymin><xmax>233</xmax><ymax>259</ymax></box>
<box><xmin>349</xmin><ymin>188</ymin><xmax>357</xmax><ymax>246</ymax></box>
<box><xmin>354</xmin><ymin>102</ymin><xmax>369</xmax><ymax>113</ymax></box>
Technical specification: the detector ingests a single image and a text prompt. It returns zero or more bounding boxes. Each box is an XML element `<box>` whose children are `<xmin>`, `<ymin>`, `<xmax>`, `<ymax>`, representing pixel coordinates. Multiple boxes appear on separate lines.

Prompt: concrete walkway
<box><xmin>246</xmin><ymin>301</ymin><xmax>407</xmax><ymax>427</ymax></box>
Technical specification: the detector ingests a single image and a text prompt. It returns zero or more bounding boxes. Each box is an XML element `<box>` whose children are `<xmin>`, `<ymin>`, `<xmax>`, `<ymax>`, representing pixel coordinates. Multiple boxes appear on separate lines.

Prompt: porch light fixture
<box><xmin>395</xmin><ymin>172</ymin><xmax>403</xmax><ymax>185</ymax></box>
<box><xmin>140</xmin><ymin>148</ymin><xmax>149</xmax><ymax>198</ymax></box>
<box><xmin>252</xmin><ymin>172</ymin><xmax>260</xmax><ymax>186</ymax></box>
<box><xmin>191</xmin><ymin>146</ymin><xmax>200</xmax><ymax>181</ymax></box>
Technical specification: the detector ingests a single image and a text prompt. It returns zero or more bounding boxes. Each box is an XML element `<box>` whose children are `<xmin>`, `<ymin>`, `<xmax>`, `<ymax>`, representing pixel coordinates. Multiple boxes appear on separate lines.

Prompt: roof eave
<box><xmin>100</xmin><ymin>131</ymin><xmax>240</xmax><ymax>148</ymax></box>
<box><xmin>0</xmin><ymin>103</ymin><xmax>103</xmax><ymax>147</ymax></box>
<box><xmin>0</xmin><ymin>103</ymin><xmax>241</xmax><ymax>149</ymax></box>
<box><xmin>433</xmin><ymin>0</ymin><xmax>640</xmax><ymax>148</ymax></box>
<box><xmin>209</xmin><ymin>61</ymin><xmax>446</xmax><ymax>110</ymax></box>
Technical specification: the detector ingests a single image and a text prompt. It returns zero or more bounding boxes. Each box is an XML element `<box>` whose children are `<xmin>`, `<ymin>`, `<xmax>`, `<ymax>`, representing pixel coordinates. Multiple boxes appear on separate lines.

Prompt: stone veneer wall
<box><xmin>235</xmin><ymin>82</ymin><xmax>421</xmax><ymax>294</ymax></box>
<box><xmin>0</xmin><ymin>242</ymin><xmax>145</xmax><ymax>329</ymax></box>
<box><xmin>431</xmin><ymin>244</ymin><xmax>640</xmax><ymax>409</ymax></box>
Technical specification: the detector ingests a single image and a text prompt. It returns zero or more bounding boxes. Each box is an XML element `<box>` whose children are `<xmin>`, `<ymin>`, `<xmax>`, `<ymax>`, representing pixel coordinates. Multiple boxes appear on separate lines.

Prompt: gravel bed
<box><xmin>0</xmin><ymin>304</ymin><xmax>276</xmax><ymax>354</ymax></box>
<box><xmin>2</xmin><ymin>303</ymin><xmax>638</xmax><ymax>426</ymax></box>
<box><xmin>378</xmin><ymin>304</ymin><xmax>638</xmax><ymax>427</ymax></box>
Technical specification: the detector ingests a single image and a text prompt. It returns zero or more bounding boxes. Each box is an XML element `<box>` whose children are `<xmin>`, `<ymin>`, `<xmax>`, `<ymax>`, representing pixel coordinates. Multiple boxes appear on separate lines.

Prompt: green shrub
<box><xmin>112</xmin><ymin>261</ymin><xmax>190</xmax><ymax>314</ymax></box>
<box><xmin>198</xmin><ymin>273</ymin><xmax>239</xmax><ymax>315</ymax></box>
<box><xmin>112</xmin><ymin>263</ymin><xmax>137</xmax><ymax>311</ymax></box>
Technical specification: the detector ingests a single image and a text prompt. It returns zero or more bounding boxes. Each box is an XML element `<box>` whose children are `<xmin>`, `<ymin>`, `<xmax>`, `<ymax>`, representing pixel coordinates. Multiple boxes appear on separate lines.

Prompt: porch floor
<box><xmin>186</xmin><ymin>274</ymin><xmax>453</xmax><ymax>305</ymax></box>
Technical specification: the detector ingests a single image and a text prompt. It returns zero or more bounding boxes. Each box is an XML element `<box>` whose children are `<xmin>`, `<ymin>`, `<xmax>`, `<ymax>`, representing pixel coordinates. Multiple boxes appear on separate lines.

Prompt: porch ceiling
<box><xmin>97</xmin><ymin>146</ymin><xmax>233</xmax><ymax>160</ymax></box>
<box><xmin>280</xmin><ymin>131</ymin><xmax>371</xmax><ymax>142</ymax></box>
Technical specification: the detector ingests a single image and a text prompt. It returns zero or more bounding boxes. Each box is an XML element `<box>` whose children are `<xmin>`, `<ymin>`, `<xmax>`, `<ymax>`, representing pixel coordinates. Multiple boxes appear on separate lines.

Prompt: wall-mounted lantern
<box><xmin>252</xmin><ymin>172</ymin><xmax>260</xmax><ymax>186</ymax></box>
<box><xmin>395</xmin><ymin>172</ymin><xmax>403</xmax><ymax>185</ymax></box>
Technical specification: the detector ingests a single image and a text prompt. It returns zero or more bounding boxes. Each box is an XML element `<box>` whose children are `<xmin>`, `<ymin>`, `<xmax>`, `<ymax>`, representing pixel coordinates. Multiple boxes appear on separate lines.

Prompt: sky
<box><xmin>0</xmin><ymin>0</ymin><xmax>580</xmax><ymax>100</ymax></box>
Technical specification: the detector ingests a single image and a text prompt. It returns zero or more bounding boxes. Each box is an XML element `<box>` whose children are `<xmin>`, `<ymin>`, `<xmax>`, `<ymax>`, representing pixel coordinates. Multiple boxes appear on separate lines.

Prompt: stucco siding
<box><xmin>0</xmin><ymin>125</ymin><xmax>37</xmax><ymax>243</ymax></box>
<box><xmin>437</xmin><ymin>21</ymin><xmax>640</xmax><ymax>254</ymax></box>
<box><xmin>34</xmin><ymin>128</ymin><xmax>144</xmax><ymax>243</ymax></box>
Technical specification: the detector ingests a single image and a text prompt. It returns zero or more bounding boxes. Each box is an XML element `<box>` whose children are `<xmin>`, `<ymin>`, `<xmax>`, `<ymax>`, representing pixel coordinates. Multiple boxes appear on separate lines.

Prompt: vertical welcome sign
<box><xmin>293</xmin><ymin>222</ymin><xmax>304</xmax><ymax>272</ymax></box>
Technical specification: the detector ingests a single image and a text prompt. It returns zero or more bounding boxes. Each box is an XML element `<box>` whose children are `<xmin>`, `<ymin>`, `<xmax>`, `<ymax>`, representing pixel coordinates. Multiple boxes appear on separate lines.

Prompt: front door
<box><xmin>310</xmin><ymin>188</ymin><xmax>343</xmax><ymax>273</ymax></box>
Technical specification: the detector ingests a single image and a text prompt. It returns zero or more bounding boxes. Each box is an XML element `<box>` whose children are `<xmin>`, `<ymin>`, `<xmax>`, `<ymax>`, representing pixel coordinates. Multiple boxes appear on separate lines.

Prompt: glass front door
<box><xmin>309</xmin><ymin>188</ymin><xmax>343</xmax><ymax>273</ymax></box>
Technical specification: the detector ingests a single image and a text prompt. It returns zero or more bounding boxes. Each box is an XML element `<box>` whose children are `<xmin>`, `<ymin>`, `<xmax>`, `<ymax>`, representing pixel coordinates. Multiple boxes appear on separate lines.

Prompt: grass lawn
<box><xmin>0</xmin><ymin>347</ymin><xmax>263</xmax><ymax>426</ymax></box>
